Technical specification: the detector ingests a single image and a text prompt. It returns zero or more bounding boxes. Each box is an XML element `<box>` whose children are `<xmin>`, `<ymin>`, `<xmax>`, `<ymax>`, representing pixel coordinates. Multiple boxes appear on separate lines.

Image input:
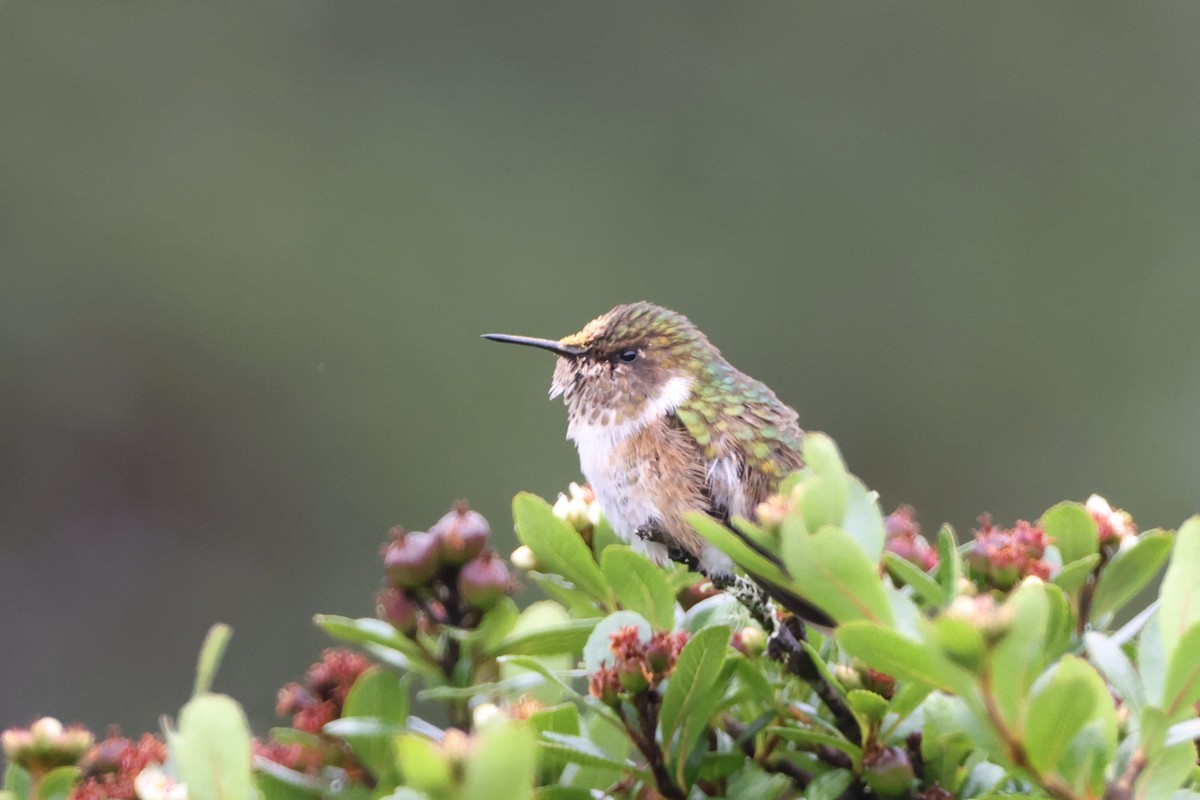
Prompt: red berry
<box><xmin>457</xmin><ymin>552</ymin><xmax>510</xmax><ymax>611</ymax></box>
<box><xmin>377</xmin><ymin>587</ymin><xmax>420</xmax><ymax>635</ymax></box>
<box><xmin>431</xmin><ymin>503</ymin><xmax>490</xmax><ymax>566</ymax></box>
<box><xmin>384</xmin><ymin>531</ymin><xmax>441</xmax><ymax>587</ymax></box>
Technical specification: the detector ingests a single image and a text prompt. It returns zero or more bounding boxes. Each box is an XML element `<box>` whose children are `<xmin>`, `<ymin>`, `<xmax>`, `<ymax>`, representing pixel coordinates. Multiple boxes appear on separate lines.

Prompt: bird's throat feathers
<box><xmin>562</xmin><ymin>373</ymin><xmax>693</xmax><ymax>450</ymax></box>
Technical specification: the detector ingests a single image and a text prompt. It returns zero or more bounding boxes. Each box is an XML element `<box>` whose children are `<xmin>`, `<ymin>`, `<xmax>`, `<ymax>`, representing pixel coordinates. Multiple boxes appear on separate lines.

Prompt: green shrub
<box><xmin>4</xmin><ymin>434</ymin><xmax>1198</xmax><ymax>799</ymax></box>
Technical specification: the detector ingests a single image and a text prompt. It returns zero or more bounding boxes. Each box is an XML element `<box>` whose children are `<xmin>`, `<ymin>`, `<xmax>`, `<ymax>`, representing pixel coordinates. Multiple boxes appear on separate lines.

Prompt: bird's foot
<box><xmin>667</xmin><ymin>546</ymin><xmax>700</xmax><ymax>571</ymax></box>
<box><xmin>706</xmin><ymin>571</ymin><xmax>781</xmax><ymax>638</ymax></box>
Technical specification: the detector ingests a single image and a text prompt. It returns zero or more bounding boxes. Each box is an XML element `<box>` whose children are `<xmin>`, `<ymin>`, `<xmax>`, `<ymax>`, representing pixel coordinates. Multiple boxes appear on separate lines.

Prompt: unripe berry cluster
<box><xmin>377</xmin><ymin>502</ymin><xmax>513</xmax><ymax>636</ymax></box>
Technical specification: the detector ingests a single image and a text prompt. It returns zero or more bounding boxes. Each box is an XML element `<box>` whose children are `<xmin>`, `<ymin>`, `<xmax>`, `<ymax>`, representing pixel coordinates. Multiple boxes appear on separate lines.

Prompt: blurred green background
<box><xmin>1</xmin><ymin>2</ymin><xmax>1198</xmax><ymax>735</ymax></box>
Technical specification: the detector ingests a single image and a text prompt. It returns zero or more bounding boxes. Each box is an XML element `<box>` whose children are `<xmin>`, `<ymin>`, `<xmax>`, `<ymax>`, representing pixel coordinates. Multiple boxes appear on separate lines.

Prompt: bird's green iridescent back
<box><xmin>674</xmin><ymin>359</ymin><xmax>804</xmax><ymax>482</ymax></box>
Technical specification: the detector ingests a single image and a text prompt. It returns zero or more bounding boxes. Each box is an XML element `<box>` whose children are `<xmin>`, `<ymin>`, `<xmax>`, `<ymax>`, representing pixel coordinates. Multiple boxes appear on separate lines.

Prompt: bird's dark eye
<box><xmin>619</xmin><ymin>349</ymin><xmax>638</xmax><ymax>363</ymax></box>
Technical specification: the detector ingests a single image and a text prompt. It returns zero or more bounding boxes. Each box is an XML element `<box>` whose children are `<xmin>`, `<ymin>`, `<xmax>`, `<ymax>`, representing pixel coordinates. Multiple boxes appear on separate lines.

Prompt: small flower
<box><xmin>73</xmin><ymin>733</ymin><xmax>170</xmax><ymax>800</ymax></box>
<box><xmin>731</xmin><ymin>626</ymin><xmax>766</xmax><ymax>658</ymax></box>
<box><xmin>509</xmin><ymin>544</ymin><xmax>539</xmax><ymax>571</ymax></box>
<box><xmin>306</xmin><ymin>649</ymin><xmax>372</xmax><ymax>707</ymax></box>
<box><xmin>133</xmin><ymin>766</ymin><xmax>187</xmax><ymax>800</ymax></box>
<box><xmin>252</xmin><ymin>739</ymin><xmax>324</xmax><ymax>776</ymax></box>
<box><xmin>588</xmin><ymin>666</ymin><xmax>623</xmax><ymax>707</ymax></box>
<box><xmin>754</xmin><ymin>493</ymin><xmax>794</xmax><ymax>533</ymax></box>
<box><xmin>2</xmin><ymin>717</ymin><xmax>93</xmax><ymax>777</ymax></box>
<box><xmin>883</xmin><ymin>505</ymin><xmax>938</xmax><ymax>572</ymax></box>
<box><xmin>553</xmin><ymin>482</ymin><xmax>601</xmax><ymax>538</ymax></box>
<box><xmin>607</xmin><ymin>625</ymin><xmax>646</xmax><ymax>663</ymax></box>
<box><xmin>471</xmin><ymin>703</ymin><xmax>505</xmax><ymax>731</ymax></box>
<box><xmin>506</xmin><ymin>696</ymin><xmax>545</xmax><ymax>721</ymax></box>
<box><xmin>967</xmin><ymin>515</ymin><xmax>1052</xmax><ymax>590</ymax></box>
<box><xmin>832</xmin><ymin>664</ymin><xmax>864</xmax><ymax>691</ymax></box>
<box><xmin>1085</xmin><ymin>494</ymin><xmax>1137</xmax><ymax>547</ymax></box>
<box><xmin>644</xmin><ymin>631</ymin><xmax>689</xmax><ymax>678</ymax></box>
<box><xmin>944</xmin><ymin>593</ymin><xmax>1015</xmax><ymax>642</ymax></box>
<box><xmin>278</xmin><ymin>649</ymin><xmax>372</xmax><ymax>734</ymax></box>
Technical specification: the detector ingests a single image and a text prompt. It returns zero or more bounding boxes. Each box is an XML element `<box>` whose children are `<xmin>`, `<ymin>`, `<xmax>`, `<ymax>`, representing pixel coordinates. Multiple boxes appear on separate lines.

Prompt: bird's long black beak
<box><xmin>481</xmin><ymin>333</ymin><xmax>585</xmax><ymax>358</ymax></box>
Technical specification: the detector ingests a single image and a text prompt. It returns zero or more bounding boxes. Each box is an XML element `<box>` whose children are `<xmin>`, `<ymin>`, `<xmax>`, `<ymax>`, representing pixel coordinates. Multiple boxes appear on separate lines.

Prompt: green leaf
<box><xmin>725</xmin><ymin>652</ymin><xmax>776</xmax><ymax>707</ymax></box>
<box><xmin>1160</xmin><ymin>517</ymin><xmax>1200</xmax><ymax>660</ymax></box>
<box><xmin>1053</xmin><ymin>554</ymin><xmax>1101</xmax><ymax>596</ymax></box>
<box><xmin>254</xmin><ymin>760</ymin><xmax>323</xmax><ymax>800</ymax></box>
<box><xmin>1162</xmin><ymin>622</ymin><xmax>1200</xmax><ymax>720</ymax></box>
<box><xmin>498</xmin><ymin>600</ymin><xmax>579</xmax><ymax>705</ymax></box>
<box><xmin>765</xmin><ymin>727</ymin><xmax>862</xmax><ymax>761</ymax></box>
<box><xmin>727</xmin><ymin>768</ymin><xmax>792</xmax><ymax>800</ymax></box>
<box><xmin>1043</xmin><ymin>582</ymin><xmax>1074</xmax><ymax>662</ymax></box>
<box><xmin>1041</xmin><ymin>502</ymin><xmax>1099</xmax><ymax>565</ymax></box>
<box><xmin>582</xmin><ymin>610</ymin><xmax>652</xmax><ymax>672</ymax></box>
<box><xmin>488</xmin><ymin>617</ymin><xmax>598</xmax><ymax>658</ymax></box>
<box><xmin>680</xmin><ymin>593</ymin><xmax>749</xmax><ymax>634</ymax></box>
<box><xmin>929</xmin><ymin>615</ymin><xmax>988</xmax><ymax>677</ymax></box>
<box><xmin>514</xmin><ymin>493</ymin><xmax>612</xmax><ymax>606</ymax></box>
<box><xmin>377</xmin><ymin>791</ymin><xmax>431</xmax><ymax>800</ymax></box>
<box><xmin>1091</xmin><ymin>530</ymin><xmax>1173</xmax><ymax>621</ymax></box>
<box><xmin>1085</xmin><ymin>631</ymin><xmax>1145</xmax><ymax>716</ymax></box>
<box><xmin>174</xmin><ymin>693</ymin><xmax>254</xmax><ymax>800</ymax></box>
<box><xmin>837</xmin><ymin>621</ymin><xmax>956</xmax><ymax>693</ymax></box>
<box><xmin>35</xmin><ymin>768</ymin><xmax>79</xmax><ymax>800</ymax></box>
<box><xmin>526</xmin><ymin>572</ymin><xmax>606</xmax><ymax>618</ymax></box>
<box><xmin>685</xmin><ymin>512</ymin><xmax>788</xmax><ymax>585</ymax></box>
<box><xmin>696</xmin><ymin>751</ymin><xmax>748</xmax><ymax>782</ymax></box>
<box><xmin>528</xmin><ymin>703</ymin><xmax>580</xmax><ymax>739</ymax></box>
<box><xmin>265</xmin><ymin>727</ymin><xmax>325</xmax><ymax>749</ymax></box>
<box><xmin>841</xmin><ymin>476</ymin><xmax>886</xmax><ymax>562</ymax></box>
<box><xmin>4</xmin><ymin>766</ymin><xmax>31</xmax><ymax>800</ymax></box>
<box><xmin>496</xmin><ymin>656</ymin><xmax>594</xmax><ymax>710</ymax></box>
<box><xmin>313</xmin><ymin>615</ymin><xmax>440</xmax><ymax>677</ymax></box>
<box><xmin>193</xmin><ymin>623</ymin><xmax>233</xmax><ymax>697</ymax></box>
<box><xmin>797</xmin><ymin>433</ymin><xmax>850</xmax><ymax>534</ymax></box>
<box><xmin>539</xmin><ymin>733</ymin><xmax>646</xmax><ymax>777</ymax></box>
<box><xmin>1135</xmin><ymin>740</ymin><xmax>1196</xmax><ymax>800</ymax></box>
<box><xmin>472</xmin><ymin>597</ymin><xmax>521</xmax><ymax>653</ymax></box>
<box><xmin>463</xmin><ymin>722</ymin><xmax>537</xmax><ymax>800</ymax></box>
<box><xmin>659</xmin><ymin>625</ymin><xmax>731</xmax><ymax>786</ymax></box>
<box><xmin>394</xmin><ymin>734</ymin><xmax>453</xmax><ymax>794</ymax></box>
<box><xmin>883</xmin><ymin>552</ymin><xmax>947</xmax><ymax>607</ymax></box>
<box><xmin>782</xmin><ymin>524</ymin><xmax>893</xmax><ymax>626</ymax></box>
<box><xmin>1164</xmin><ymin>717</ymin><xmax>1200</xmax><ymax>748</ymax></box>
<box><xmin>935</xmin><ymin>524</ymin><xmax>962</xmax><ymax>597</ymax></box>
<box><xmin>534</xmin><ymin>789</ymin><xmax>595</xmax><ymax>800</ymax></box>
<box><xmin>564</xmin><ymin>710</ymin><xmax>635</xmax><ymax>789</ymax></box>
<box><xmin>1139</xmin><ymin>608</ymin><xmax>1168</xmax><ymax>706</ymax></box>
<box><xmin>805</xmin><ymin>768</ymin><xmax>853</xmax><ymax>800</ymax></box>
<box><xmin>729</xmin><ymin>516</ymin><xmax>781</xmax><ymax>558</ymax></box>
<box><xmin>847</xmin><ymin>689</ymin><xmax>889</xmax><ymax>740</ymax></box>
<box><xmin>1023</xmin><ymin>656</ymin><xmax>1108</xmax><ymax>779</ymax></box>
<box><xmin>339</xmin><ymin>667</ymin><xmax>409</xmax><ymax>785</ymax></box>
<box><xmin>601</xmin><ymin>546</ymin><xmax>676</xmax><ymax>629</ymax></box>
<box><xmin>921</xmin><ymin>693</ymin><xmax>974</xmax><ymax>791</ymax></box>
<box><xmin>988</xmin><ymin>582</ymin><xmax>1049</xmax><ymax>728</ymax></box>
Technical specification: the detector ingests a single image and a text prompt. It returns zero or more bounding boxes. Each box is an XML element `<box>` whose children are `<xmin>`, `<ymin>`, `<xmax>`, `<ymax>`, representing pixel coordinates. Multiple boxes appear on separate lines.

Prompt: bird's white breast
<box><xmin>566</xmin><ymin>375</ymin><xmax>693</xmax><ymax>562</ymax></box>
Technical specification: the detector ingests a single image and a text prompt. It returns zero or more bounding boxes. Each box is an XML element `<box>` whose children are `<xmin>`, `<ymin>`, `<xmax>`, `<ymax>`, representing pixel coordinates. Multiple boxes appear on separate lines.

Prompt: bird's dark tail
<box><xmin>753</xmin><ymin>575</ymin><xmax>835</xmax><ymax>628</ymax></box>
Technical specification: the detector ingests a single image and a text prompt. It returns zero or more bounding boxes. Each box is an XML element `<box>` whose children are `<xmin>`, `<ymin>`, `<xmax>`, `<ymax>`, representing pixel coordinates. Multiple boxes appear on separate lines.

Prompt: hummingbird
<box><xmin>484</xmin><ymin>301</ymin><xmax>831</xmax><ymax>625</ymax></box>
